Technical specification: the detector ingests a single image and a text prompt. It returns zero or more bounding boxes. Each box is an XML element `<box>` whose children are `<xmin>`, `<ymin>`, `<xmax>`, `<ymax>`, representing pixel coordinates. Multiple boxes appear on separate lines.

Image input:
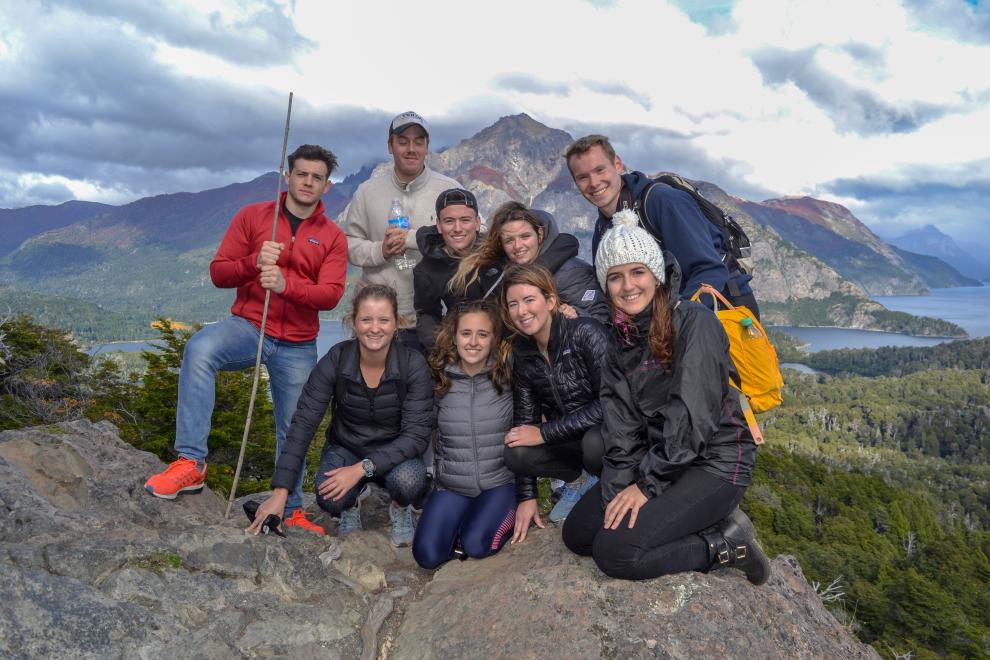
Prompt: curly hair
<box><xmin>448</xmin><ymin>201</ymin><xmax>545</xmax><ymax>296</ymax></box>
<box><xmin>428</xmin><ymin>300</ymin><xmax>512</xmax><ymax>397</ymax></box>
<box><xmin>342</xmin><ymin>283</ymin><xmax>399</xmax><ymax>337</ymax></box>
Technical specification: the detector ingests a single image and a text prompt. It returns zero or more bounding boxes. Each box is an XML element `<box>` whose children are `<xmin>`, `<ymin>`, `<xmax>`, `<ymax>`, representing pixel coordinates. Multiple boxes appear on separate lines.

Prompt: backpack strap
<box><xmin>634</xmin><ymin>182</ymin><xmax>665</xmax><ymax>249</ymax></box>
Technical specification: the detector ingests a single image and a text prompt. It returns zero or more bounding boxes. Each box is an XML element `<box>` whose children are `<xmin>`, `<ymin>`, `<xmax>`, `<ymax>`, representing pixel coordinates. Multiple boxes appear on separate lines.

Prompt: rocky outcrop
<box><xmin>1</xmin><ymin>422</ymin><xmax>879</xmax><ymax>659</ymax></box>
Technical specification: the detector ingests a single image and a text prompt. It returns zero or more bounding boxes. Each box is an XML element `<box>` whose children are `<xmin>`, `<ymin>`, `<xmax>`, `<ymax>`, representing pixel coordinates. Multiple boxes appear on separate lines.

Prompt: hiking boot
<box><xmin>337</xmin><ymin>505</ymin><xmax>362</xmax><ymax>538</ymax></box>
<box><xmin>283</xmin><ymin>509</ymin><xmax>326</xmax><ymax>536</ymax></box>
<box><xmin>549</xmin><ymin>472</ymin><xmax>599</xmax><ymax>523</ymax></box>
<box><xmin>389</xmin><ymin>502</ymin><xmax>415</xmax><ymax>548</ymax></box>
<box><xmin>145</xmin><ymin>457</ymin><xmax>206</xmax><ymax>499</ymax></box>
<box><xmin>702</xmin><ymin>507</ymin><xmax>772</xmax><ymax>586</ymax></box>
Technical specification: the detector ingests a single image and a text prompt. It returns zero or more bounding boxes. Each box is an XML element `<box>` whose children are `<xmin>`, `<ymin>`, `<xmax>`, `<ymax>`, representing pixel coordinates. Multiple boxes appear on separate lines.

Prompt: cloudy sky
<box><xmin>1</xmin><ymin>0</ymin><xmax>988</xmax><ymax>245</ymax></box>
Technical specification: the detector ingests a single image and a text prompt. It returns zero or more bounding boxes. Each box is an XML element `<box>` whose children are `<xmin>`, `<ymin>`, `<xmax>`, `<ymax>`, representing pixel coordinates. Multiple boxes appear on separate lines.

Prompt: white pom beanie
<box><xmin>594</xmin><ymin>208</ymin><xmax>666</xmax><ymax>291</ymax></box>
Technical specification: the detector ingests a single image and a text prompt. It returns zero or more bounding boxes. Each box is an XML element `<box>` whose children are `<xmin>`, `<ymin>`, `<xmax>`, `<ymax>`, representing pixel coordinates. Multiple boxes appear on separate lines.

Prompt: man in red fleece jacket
<box><xmin>145</xmin><ymin>144</ymin><xmax>347</xmax><ymax>535</ymax></box>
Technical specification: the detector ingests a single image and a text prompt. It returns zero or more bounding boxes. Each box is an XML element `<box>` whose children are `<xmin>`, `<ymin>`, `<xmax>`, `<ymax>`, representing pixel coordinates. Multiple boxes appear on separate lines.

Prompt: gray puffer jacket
<box><xmin>434</xmin><ymin>363</ymin><xmax>514</xmax><ymax>497</ymax></box>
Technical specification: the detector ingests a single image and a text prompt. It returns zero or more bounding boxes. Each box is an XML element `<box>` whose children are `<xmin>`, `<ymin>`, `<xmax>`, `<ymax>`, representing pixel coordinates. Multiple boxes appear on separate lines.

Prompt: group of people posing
<box><xmin>144</xmin><ymin>111</ymin><xmax>770</xmax><ymax>584</ymax></box>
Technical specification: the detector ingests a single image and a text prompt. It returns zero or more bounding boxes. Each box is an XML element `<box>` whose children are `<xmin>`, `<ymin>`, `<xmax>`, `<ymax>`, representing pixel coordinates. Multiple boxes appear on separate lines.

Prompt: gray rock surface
<box><xmin>0</xmin><ymin>422</ymin><xmax>879</xmax><ymax>659</ymax></box>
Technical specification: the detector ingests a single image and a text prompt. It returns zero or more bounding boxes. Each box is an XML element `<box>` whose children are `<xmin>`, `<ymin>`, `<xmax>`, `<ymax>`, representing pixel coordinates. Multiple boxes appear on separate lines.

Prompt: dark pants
<box><xmin>562</xmin><ymin>467</ymin><xmax>745</xmax><ymax>580</ymax></box>
<box><xmin>315</xmin><ymin>443</ymin><xmax>428</xmax><ymax>516</ymax></box>
<box><xmin>503</xmin><ymin>426</ymin><xmax>604</xmax><ymax>482</ymax></box>
<box><xmin>412</xmin><ymin>482</ymin><xmax>516</xmax><ymax>569</ymax></box>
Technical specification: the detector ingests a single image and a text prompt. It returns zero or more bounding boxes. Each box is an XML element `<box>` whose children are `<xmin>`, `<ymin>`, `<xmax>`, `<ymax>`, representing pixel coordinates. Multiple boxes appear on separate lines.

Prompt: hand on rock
<box><xmin>511</xmin><ymin>498</ymin><xmax>544</xmax><ymax>544</ymax></box>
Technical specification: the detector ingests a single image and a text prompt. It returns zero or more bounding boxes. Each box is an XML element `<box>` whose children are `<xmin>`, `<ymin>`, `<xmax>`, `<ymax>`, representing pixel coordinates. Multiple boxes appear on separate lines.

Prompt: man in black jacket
<box><xmin>413</xmin><ymin>188</ymin><xmax>500</xmax><ymax>349</ymax></box>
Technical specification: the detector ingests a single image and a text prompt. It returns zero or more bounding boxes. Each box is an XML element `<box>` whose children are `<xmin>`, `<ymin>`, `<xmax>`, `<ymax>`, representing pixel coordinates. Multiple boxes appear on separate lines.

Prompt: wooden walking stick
<box><xmin>225</xmin><ymin>91</ymin><xmax>293</xmax><ymax>518</ymax></box>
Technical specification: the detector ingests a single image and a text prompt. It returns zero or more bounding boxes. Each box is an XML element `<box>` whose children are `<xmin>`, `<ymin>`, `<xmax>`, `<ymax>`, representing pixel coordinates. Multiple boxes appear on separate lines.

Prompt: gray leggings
<box><xmin>315</xmin><ymin>443</ymin><xmax>428</xmax><ymax>516</ymax></box>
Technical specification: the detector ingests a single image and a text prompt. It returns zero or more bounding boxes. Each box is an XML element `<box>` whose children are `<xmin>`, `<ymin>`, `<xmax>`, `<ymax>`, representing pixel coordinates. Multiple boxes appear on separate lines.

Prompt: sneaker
<box><xmin>389</xmin><ymin>502</ymin><xmax>415</xmax><ymax>547</ymax></box>
<box><xmin>283</xmin><ymin>509</ymin><xmax>326</xmax><ymax>536</ymax></box>
<box><xmin>145</xmin><ymin>457</ymin><xmax>206</xmax><ymax>499</ymax></box>
<box><xmin>549</xmin><ymin>472</ymin><xmax>599</xmax><ymax>523</ymax></box>
<box><xmin>337</xmin><ymin>505</ymin><xmax>362</xmax><ymax>537</ymax></box>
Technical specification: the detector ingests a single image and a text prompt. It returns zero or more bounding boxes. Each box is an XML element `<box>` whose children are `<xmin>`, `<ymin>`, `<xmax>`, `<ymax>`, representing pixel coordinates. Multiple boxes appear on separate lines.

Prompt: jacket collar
<box><xmin>391</xmin><ymin>165</ymin><xmax>434</xmax><ymax>194</ymax></box>
<box><xmin>339</xmin><ymin>338</ymin><xmax>404</xmax><ymax>383</ymax></box>
<box><xmin>279</xmin><ymin>190</ymin><xmax>326</xmax><ymax>222</ymax></box>
<box><xmin>513</xmin><ymin>313</ymin><xmax>566</xmax><ymax>361</ymax></box>
<box><xmin>445</xmin><ymin>359</ymin><xmax>493</xmax><ymax>379</ymax></box>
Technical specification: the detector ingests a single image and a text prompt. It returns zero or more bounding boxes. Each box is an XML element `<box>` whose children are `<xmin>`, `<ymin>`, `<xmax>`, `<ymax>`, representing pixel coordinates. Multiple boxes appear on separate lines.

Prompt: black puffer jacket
<box><xmin>413</xmin><ymin>227</ymin><xmax>502</xmax><ymax>350</ymax></box>
<box><xmin>271</xmin><ymin>339</ymin><xmax>433</xmax><ymax>490</ymax></box>
<box><xmin>512</xmin><ymin>314</ymin><xmax>609</xmax><ymax>500</ymax></box>
<box><xmin>531</xmin><ymin>210</ymin><xmax>610</xmax><ymax>323</ymax></box>
<box><xmin>599</xmin><ymin>261</ymin><xmax>757</xmax><ymax>508</ymax></box>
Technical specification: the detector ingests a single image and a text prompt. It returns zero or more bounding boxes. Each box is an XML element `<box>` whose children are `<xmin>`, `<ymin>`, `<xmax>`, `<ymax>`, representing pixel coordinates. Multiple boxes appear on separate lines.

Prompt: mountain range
<box><xmin>0</xmin><ymin>114</ymin><xmax>977</xmax><ymax>341</ymax></box>
<box><xmin>888</xmin><ymin>224</ymin><xmax>989</xmax><ymax>282</ymax></box>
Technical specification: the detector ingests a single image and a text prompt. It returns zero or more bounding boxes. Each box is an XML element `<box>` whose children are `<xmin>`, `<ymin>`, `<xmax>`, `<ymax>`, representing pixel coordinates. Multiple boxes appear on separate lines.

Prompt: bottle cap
<box><xmin>740</xmin><ymin>317</ymin><xmax>753</xmax><ymax>327</ymax></box>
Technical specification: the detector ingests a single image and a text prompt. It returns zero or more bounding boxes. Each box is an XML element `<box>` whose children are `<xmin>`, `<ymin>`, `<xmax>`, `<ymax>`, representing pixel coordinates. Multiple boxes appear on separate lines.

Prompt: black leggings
<box><xmin>561</xmin><ymin>467</ymin><xmax>745</xmax><ymax>580</ymax></box>
<box><xmin>502</xmin><ymin>426</ymin><xmax>605</xmax><ymax>482</ymax></box>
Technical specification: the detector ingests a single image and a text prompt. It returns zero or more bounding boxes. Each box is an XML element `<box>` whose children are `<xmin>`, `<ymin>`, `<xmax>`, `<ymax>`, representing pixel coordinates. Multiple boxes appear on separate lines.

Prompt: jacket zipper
<box><xmin>470</xmin><ymin>376</ymin><xmax>481</xmax><ymax>492</ymax></box>
<box><xmin>543</xmin><ymin>353</ymin><xmax>566</xmax><ymax>413</ymax></box>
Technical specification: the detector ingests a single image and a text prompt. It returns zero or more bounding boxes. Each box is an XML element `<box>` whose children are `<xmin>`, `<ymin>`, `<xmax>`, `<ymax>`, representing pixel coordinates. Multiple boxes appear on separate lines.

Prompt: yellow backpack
<box><xmin>690</xmin><ymin>285</ymin><xmax>784</xmax><ymax>444</ymax></box>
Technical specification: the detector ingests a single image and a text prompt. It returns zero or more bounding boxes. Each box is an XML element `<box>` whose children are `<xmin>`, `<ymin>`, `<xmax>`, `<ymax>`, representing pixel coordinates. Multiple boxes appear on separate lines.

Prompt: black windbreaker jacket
<box><xmin>271</xmin><ymin>339</ymin><xmax>433</xmax><ymax>491</ymax></box>
<box><xmin>599</xmin><ymin>263</ymin><xmax>756</xmax><ymax>508</ymax></box>
<box><xmin>511</xmin><ymin>314</ymin><xmax>610</xmax><ymax>500</ymax></box>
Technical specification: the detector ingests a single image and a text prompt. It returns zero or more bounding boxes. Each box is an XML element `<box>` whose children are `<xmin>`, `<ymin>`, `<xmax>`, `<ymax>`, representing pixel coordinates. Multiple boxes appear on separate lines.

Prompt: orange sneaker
<box><xmin>145</xmin><ymin>457</ymin><xmax>206</xmax><ymax>499</ymax></box>
<box><xmin>283</xmin><ymin>509</ymin><xmax>327</xmax><ymax>536</ymax></box>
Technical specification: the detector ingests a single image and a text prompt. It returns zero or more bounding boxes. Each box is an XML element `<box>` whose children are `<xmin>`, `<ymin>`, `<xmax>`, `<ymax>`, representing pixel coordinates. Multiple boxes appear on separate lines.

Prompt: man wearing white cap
<box><xmin>342</xmin><ymin>111</ymin><xmax>462</xmax><ymax>351</ymax></box>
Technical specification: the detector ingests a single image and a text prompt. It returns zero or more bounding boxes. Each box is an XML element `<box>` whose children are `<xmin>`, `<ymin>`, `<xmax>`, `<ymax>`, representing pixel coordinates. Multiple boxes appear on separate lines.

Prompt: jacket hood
<box><xmin>531</xmin><ymin>209</ymin><xmax>579</xmax><ymax>274</ymax></box>
<box><xmin>662</xmin><ymin>248</ymin><xmax>683</xmax><ymax>303</ymax></box>
<box><xmin>620</xmin><ymin>171</ymin><xmax>654</xmax><ymax>201</ymax></box>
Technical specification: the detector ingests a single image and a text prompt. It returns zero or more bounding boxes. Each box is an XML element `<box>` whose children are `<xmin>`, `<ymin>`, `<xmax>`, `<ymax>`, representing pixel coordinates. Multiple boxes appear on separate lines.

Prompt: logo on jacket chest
<box><xmin>307</xmin><ymin>237</ymin><xmax>321</xmax><ymax>245</ymax></box>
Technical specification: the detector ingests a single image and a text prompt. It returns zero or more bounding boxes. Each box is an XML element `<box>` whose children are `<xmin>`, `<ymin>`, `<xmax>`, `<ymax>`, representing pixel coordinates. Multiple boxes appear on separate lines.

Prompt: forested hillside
<box><xmin>777</xmin><ymin>336</ymin><xmax>990</xmax><ymax>377</ymax></box>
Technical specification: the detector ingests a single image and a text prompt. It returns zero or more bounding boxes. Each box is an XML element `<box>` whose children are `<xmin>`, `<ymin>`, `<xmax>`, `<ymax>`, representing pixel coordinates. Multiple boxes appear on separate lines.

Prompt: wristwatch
<box><xmin>361</xmin><ymin>458</ymin><xmax>375</xmax><ymax>478</ymax></box>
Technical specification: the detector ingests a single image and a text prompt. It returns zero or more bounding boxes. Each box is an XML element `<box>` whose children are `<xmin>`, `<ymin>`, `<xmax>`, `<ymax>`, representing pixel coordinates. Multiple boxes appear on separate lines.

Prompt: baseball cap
<box><xmin>389</xmin><ymin>111</ymin><xmax>429</xmax><ymax>138</ymax></box>
<box><xmin>435</xmin><ymin>188</ymin><xmax>478</xmax><ymax>215</ymax></box>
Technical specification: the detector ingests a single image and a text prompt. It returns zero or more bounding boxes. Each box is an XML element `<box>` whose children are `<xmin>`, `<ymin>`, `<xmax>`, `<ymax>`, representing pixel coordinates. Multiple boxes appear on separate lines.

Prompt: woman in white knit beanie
<box><xmin>561</xmin><ymin>209</ymin><xmax>772</xmax><ymax>585</ymax></box>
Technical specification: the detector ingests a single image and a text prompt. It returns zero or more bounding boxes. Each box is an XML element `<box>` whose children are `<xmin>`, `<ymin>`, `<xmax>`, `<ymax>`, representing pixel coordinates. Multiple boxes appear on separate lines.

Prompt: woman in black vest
<box><xmin>247</xmin><ymin>284</ymin><xmax>433</xmax><ymax>547</ymax></box>
<box><xmin>412</xmin><ymin>300</ymin><xmax>516</xmax><ymax>568</ymax></box>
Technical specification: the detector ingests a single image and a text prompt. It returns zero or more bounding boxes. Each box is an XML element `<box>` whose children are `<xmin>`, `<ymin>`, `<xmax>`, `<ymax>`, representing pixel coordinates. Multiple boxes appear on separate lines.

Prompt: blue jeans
<box><xmin>315</xmin><ymin>443</ymin><xmax>428</xmax><ymax>516</ymax></box>
<box><xmin>174</xmin><ymin>315</ymin><xmax>317</xmax><ymax>514</ymax></box>
<box><xmin>412</xmin><ymin>482</ymin><xmax>516</xmax><ymax>569</ymax></box>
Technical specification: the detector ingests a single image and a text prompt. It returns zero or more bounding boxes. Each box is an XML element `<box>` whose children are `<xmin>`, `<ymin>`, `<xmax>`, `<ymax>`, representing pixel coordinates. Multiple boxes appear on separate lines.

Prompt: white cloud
<box><xmin>2</xmin><ymin>0</ymin><xmax>990</xmax><ymax>249</ymax></box>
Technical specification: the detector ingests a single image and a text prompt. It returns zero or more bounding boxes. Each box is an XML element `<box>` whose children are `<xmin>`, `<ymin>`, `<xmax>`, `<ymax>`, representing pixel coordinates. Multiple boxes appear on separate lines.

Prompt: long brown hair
<box><xmin>608</xmin><ymin>277</ymin><xmax>674</xmax><ymax>364</ymax></box>
<box><xmin>342</xmin><ymin>283</ymin><xmax>399</xmax><ymax>338</ymax></box>
<box><xmin>498</xmin><ymin>263</ymin><xmax>559</xmax><ymax>338</ymax></box>
<box><xmin>428</xmin><ymin>300</ymin><xmax>513</xmax><ymax>396</ymax></box>
<box><xmin>449</xmin><ymin>201</ymin><xmax>545</xmax><ymax>295</ymax></box>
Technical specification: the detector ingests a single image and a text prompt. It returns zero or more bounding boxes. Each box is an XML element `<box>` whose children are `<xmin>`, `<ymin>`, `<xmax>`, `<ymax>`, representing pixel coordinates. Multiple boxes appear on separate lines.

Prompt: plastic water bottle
<box><xmin>387</xmin><ymin>199</ymin><xmax>414</xmax><ymax>271</ymax></box>
<box><xmin>741</xmin><ymin>316</ymin><xmax>762</xmax><ymax>340</ymax></box>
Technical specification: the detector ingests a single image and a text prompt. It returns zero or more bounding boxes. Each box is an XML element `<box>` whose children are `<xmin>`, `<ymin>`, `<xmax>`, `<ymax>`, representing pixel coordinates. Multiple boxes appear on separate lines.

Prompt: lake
<box><xmin>766</xmin><ymin>285</ymin><xmax>987</xmax><ymax>353</ymax></box>
<box><xmin>88</xmin><ymin>285</ymin><xmax>987</xmax><ymax>357</ymax></box>
<box><xmin>874</xmin><ymin>286</ymin><xmax>990</xmax><ymax>339</ymax></box>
